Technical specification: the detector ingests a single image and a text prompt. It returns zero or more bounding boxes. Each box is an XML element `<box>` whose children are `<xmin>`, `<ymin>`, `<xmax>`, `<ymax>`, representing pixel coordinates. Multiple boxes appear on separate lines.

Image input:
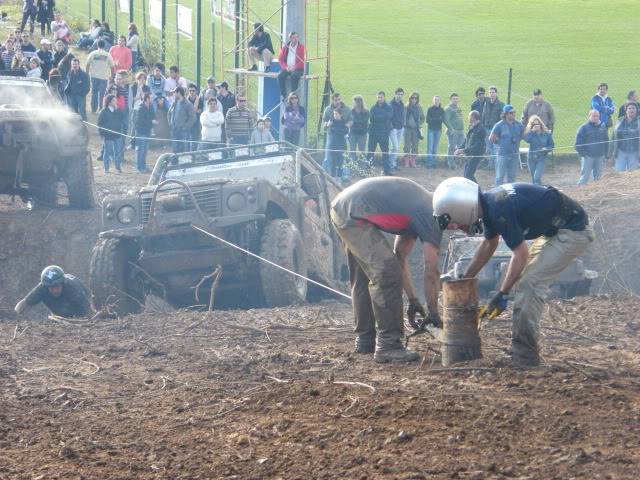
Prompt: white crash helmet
<box><xmin>433</xmin><ymin>177</ymin><xmax>481</xmax><ymax>231</ymax></box>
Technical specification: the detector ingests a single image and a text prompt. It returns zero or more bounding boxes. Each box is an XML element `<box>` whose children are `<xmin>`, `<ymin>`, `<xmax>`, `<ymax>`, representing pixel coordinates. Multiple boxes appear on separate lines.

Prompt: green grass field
<box><xmin>44</xmin><ymin>0</ymin><xmax>640</xmax><ymax>147</ymax></box>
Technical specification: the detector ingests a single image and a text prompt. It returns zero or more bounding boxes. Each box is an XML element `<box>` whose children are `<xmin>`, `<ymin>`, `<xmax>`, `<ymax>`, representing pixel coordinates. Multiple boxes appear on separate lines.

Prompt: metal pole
<box><xmin>234</xmin><ymin>0</ymin><xmax>241</xmax><ymax>92</ymax></box>
<box><xmin>282</xmin><ymin>0</ymin><xmax>306</xmax><ymax>144</ymax></box>
<box><xmin>142</xmin><ymin>0</ymin><xmax>148</xmax><ymax>48</ymax></box>
<box><xmin>89</xmin><ymin>1</ymin><xmax>92</xmax><ymax>19</ymax></box>
<box><xmin>196</xmin><ymin>0</ymin><xmax>202</xmax><ymax>88</ymax></box>
<box><xmin>114</xmin><ymin>0</ymin><xmax>119</xmax><ymax>36</ymax></box>
<box><xmin>211</xmin><ymin>0</ymin><xmax>216</xmax><ymax>80</ymax></box>
<box><xmin>175</xmin><ymin>2</ymin><xmax>180</xmax><ymax>69</ymax></box>
<box><xmin>161</xmin><ymin>0</ymin><xmax>166</xmax><ymax>64</ymax></box>
<box><xmin>101</xmin><ymin>0</ymin><xmax>106</xmax><ymax>22</ymax></box>
<box><xmin>507</xmin><ymin>67</ymin><xmax>513</xmax><ymax>105</ymax></box>
<box><xmin>129</xmin><ymin>0</ymin><xmax>134</xmax><ymax>23</ymax></box>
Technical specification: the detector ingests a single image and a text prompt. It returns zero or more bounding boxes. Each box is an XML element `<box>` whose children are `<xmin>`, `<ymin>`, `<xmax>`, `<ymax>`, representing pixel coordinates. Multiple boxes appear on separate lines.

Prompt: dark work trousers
<box><xmin>463</xmin><ymin>156</ymin><xmax>482</xmax><ymax>183</ymax></box>
<box><xmin>330</xmin><ymin>210</ymin><xmax>405</xmax><ymax>351</ymax></box>
<box><xmin>277</xmin><ymin>68</ymin><xmax>304</xmax><ymax>98</ymax></box>
<box><xmin>366</xmin><ymin>134</ymin><xmax>391</xmax><ymax>174</ymax></box>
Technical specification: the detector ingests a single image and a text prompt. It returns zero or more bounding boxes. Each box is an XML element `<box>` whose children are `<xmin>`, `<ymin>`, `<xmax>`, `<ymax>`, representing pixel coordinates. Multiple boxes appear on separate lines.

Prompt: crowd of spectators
<box><xmin>1</xmin><ymin>8</ymin><xmax>638</xmax><ymax>184</ymax></box>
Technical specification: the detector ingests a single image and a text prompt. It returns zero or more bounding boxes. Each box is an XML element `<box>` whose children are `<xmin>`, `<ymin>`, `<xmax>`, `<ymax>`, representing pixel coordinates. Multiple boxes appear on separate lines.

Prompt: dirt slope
<box><xmin>1</xmin><ymin>295</ymin><xmax>639</xmax><ymax>479</ymax></box>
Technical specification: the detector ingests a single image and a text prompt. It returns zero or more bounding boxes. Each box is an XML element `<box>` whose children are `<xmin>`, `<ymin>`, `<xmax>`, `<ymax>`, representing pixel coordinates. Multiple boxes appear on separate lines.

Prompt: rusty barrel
<box><xmin>442</xmin><ymin>278</ymin><xmax>482</xmax><ymax>366</ymax></box>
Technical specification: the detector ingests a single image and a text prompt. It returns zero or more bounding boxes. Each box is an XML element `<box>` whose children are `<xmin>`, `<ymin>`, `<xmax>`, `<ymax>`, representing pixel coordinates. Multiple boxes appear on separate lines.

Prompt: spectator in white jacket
<box><xmin>199</xmin><ymin>98</ymin><xmax>225</xmax><ymax>150</ymax></box>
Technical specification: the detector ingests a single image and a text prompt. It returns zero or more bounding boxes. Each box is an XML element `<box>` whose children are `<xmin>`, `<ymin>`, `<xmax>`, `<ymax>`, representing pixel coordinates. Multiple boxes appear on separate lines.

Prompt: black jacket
<box><xmin>390</xmin><ymin>98</ymin><xmax>405</xmax><ymax>130</ymax></box>
<box><xmin>248</xmin><ymin>31</ymin><xmax>274</xmax><ymax>54</ymax></box>
<box><xmin>575</xmin><ymin>121</ymin><xmax>609</xmax><ymax>158</ymax></box>
<box><xmin>98</xmin><ymin>107</ymin><xmax>125</xmax><ymax>140</ymax></box>
<box><xmin>369</xmin><ymin>102</ymin><xmax>393</xmax><ymax>137</ymax></box>
<box><xmin>426</xmin><ymin>105</ymin><xmax>445</xmax><ymax>130</ymax></box>
<box><xmin>64</xmin><ymin>68</ymin><xmax>90</xmax><ymax>96</ymax></box>
<box><xmin>134</xmin><ymin>104</ymin><xmax>155</xmax><ymax>136</ymax></box>
<box><xmin>461</xmin><ymin>122</ymin><xmax>487</xmax><ymax>157</ymax></box>
<box><xmin>24</xmin><ymin>274</ymin><xmax>91</xmax><ymax>318</ymax></box>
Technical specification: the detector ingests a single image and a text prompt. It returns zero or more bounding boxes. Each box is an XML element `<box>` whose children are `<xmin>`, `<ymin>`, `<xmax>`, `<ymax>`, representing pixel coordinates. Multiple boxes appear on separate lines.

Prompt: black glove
<box><xmin>480</xmin><ymin>291</ymin><xmax>509</xmax><ymax>320</ymax></box>
<box><xmin>407</xmin><ymin>298</ymin><xmax>427</xmax><ymax>329</ymax></box>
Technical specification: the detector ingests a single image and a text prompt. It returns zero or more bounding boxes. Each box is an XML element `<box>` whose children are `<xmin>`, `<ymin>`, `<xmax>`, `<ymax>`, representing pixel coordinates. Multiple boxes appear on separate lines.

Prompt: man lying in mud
<box><xmin>14</xmin><ymin>265</ymin><xmax>93</xmax><ymax>319</ymax></box>
<box><xmin>330</xmin><ymin>177</ymin><xmax>442</xmax><ymax>364</ymax></box>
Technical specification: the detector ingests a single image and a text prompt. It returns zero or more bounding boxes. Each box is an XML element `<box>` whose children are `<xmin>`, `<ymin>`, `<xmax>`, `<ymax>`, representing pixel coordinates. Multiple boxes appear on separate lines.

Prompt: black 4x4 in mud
<box><xmin>0</xmin><ymin>76</ymin><xmax>94</xmax><ymax>208</ymax></box>
<box><xmin>90</xmin><ymin>142</ymin><xmax>348</xmax><ymax>315</ymax></box>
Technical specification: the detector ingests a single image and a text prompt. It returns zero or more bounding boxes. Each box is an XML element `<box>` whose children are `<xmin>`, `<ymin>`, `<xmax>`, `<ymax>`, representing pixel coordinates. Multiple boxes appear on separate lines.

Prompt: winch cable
<box><xmin>191</xmin><ymin>224</ymin><xmax>353</xmax><ymax>300</ymax></box>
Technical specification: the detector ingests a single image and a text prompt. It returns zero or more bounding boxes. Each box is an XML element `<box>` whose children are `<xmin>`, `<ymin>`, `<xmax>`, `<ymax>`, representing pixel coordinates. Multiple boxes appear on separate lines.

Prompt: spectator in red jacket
<box><xmin>277</xmin><ymin>32</ymin><xmax>305</xmax><ymax>100</ymax></box>
<box><xmin>109</xmin><ymin>35</ymin><xmax>132</xmax><ymax>72</ymax></box>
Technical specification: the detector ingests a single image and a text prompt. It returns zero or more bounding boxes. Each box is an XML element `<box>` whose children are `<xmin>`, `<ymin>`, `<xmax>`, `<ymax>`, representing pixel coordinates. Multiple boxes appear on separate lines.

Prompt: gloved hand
<box><xmin>407</xmin><ymin>298</ymin><xmax>427</xmax><ymax>329</ymax></box>
<box><xmin>14</xmin><ymin>299</ymin><xmax>26</xmax><ymax>315</ymax></box>
<box><xmin>479</xmin><ymin>291</ymin><xmax>509</xmax><ymax>321</ymax></box>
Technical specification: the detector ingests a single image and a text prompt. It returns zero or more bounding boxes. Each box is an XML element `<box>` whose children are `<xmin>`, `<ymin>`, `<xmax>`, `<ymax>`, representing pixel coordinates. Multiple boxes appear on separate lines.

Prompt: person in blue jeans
<box><xmin>591</xmin><ymin>83</ymin><xmax>615</xmax><ymax>129</ymax></box>
<box><xmin>425</xmin><ymin>95</ymin><xmax>444</xmax><ymax>168</ymax></box>
<box><xmin>97</xmin><ymin>95</ymin><xmax>125</xmax><ymax>173</ymax></box>
<box><xmin>524</xmin><ymin>115</ymin><xmax>554</xmax><ymax>184</ymax></box>
<box><xmin>389</xmin><ymin>88</ymin><xmax>405</xmax><ymax>171</ymax></box>
<box><xmin>367</xmin><ymin>91</ymin><xmax>393</xmax><ymax>175</ymax></box>
<box><xmin>490</xmin><ymin>104</ymin><xmax>524</xmax><ymax>185</ymax></box>
<box><xmin>611</xmin><ymin>102</ymin><xmax>640</xmax><ymax>172</ymax></box>
<box><xmin>134</xmin><ymin>93</ymin><xmax>156</xmax><ymax>173</ymax></box>
<box><xmin>575</xmin><ymin>110</ymin><xmax>609</xmax><ymax>185</ymax></box>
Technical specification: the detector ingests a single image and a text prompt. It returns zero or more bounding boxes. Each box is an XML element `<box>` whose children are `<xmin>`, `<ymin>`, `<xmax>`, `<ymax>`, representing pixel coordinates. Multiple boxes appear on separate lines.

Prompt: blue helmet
<box><xmin>41</xmin><ymin>265</ymin><xmax>65</xmax><ymax>287</ymax></box>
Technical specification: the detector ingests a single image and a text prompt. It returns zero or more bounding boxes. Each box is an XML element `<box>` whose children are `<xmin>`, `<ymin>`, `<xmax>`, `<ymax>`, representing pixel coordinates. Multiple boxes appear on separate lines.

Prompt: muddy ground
<box><xmin>1</xmin><ymin>295</ymin><xmax>639</xmax><ymax>479</ymax></box>
<box><xmin>2</xmin><ymin>71</ymin><xmax>640</xmax><ymax>477</ymax></box>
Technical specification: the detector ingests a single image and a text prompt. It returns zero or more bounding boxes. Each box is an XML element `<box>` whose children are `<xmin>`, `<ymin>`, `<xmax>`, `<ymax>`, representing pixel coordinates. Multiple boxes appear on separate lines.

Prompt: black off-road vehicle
<box><xmin>90</xmin><ymin>142</ymin><xmax>348</xmax><ymax>315</ymax></box>
<box><xmin>0</xmin><ymin>76</ymin><xmax>94</xmax><ymax>208</ymax></box>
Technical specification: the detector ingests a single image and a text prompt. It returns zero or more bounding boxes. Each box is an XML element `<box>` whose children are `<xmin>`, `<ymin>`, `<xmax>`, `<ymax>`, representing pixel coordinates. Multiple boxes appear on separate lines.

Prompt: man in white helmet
<box><xmin>433</xmin><ymin>177</ymin><xmax>594</xmax><ymax>366</ymax></box>
<box><xmin>331</xmin><ymin>177</ymin><xmax>443</xmax><ymax>364</ymax></box>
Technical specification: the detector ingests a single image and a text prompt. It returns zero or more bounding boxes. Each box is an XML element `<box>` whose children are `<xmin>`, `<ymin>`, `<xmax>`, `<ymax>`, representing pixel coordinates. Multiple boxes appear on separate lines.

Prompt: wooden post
<box><xmin>442</xmin><ymin>278</ymin><xmax>482</xmax><ymax>366</ymax></box>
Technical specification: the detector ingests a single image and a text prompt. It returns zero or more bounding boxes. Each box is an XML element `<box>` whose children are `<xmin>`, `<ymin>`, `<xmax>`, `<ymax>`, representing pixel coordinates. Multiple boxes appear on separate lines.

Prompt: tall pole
<box><xmin>234</xmin><ymin>0</ymin><xmax>241</xmax><ymax>93</ymax></box>
<box><xmin>129</xmin><ymin>0</ymin><xmax>134</xmax><ymax>23</ymax></box>
<box><xmin>507</xmin><ymin>67</ymin><xmax>513</xmax><ymax>105</ymax></box>
<box><xmin>282</xmin><ymin>0</ymin><xmax>306</xmax><ymax>144</ymax></box>
<box><xmin>101</xmin><ymin>0</ymin><xmax>106</xmax><ymax>22</ymax></box>
<box><xmin>161</xmin><ymin>0</ymin><xmax>166</xmax><ymax>64</ymax></box>
<box><xmin>196</xmin><ymin>0</ymin><xmax>202</xmax><ymax>88</ymax></box>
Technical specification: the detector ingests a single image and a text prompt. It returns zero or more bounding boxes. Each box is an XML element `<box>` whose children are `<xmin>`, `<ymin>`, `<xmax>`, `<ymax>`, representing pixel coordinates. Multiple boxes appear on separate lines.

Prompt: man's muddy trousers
<box><xmin>511</xmin><ymin>227</ymin><xmax>594</xmax><ymax>364</ymax></box>
<box><xmin>330</xmin><ymin>210</ymin><xmax>405</xmax><ymax>351</ymax></box>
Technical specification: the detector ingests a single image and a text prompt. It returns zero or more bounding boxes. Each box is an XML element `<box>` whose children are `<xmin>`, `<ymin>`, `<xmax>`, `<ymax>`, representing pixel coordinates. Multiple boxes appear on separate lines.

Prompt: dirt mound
<box><xmin>570</xmin><ymin>170</ymin><xmax>640</xmax><ymax>295</ymax></box>
<box><xmin>1</xmin><ymin>296</ymin><xmax>638</xmax><ymax>478</ymax></box>
<box><xmin>0</xmin><ymin>208</ymin><xmax>102</xmax><ymax>313</ymax></box>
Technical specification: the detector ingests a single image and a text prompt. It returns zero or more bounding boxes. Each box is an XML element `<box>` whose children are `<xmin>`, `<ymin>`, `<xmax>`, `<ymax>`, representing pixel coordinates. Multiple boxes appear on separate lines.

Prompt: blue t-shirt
<box><xmin>490</xmin><ymin>119</ymin><xmax>524</xmax><ymax>156</ymax></box>
<box><xmin>481</xmin><ymin>183</ymin><xmax>588</xmax><ymax>250</ymax></box>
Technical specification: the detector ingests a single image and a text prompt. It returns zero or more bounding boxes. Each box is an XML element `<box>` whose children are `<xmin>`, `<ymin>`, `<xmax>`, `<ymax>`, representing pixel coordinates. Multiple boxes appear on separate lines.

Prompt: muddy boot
<box><xmin>374</xmin><ymin>347</ymin><xmax>420</xmax><ymax>363</ymax></box>
<box><xmin>402</xmin><ymin>155</ymin><xmax>411</xmax><ymax>168</ymax></box>
<box><xmin>411</xmin><ymin>155</ymin><xmax>417</xmax><ymax>168</ymax></box>
<box><xmin>511</xmin><ymin>340</ymin><xmax>540</xmax><ymax>368</ymax></box>
<box><xmin>354</xmin><ymin>337</ymin><xmax>375</xmax><ymax>354</ymax></box>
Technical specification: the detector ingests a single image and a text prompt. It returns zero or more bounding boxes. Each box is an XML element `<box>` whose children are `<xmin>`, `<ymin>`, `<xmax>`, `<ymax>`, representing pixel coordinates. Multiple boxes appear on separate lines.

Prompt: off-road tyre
<box><xmin>90</xmin><ymin>237</ymin><xmax>144</xmax><ymax>316</ymax></box>
<box><xmin>64</xmin><ymin>152</ymin><xmax>95</xmax><ymax>209</ymax></box>
<box><xmin>31</xmin><ymin>180</ymin><xmax>59</xmax><ymax>208</ymax></box>
<box><xmin>259</xmin><ymin>219</ymin><xmax>307</xmax><ymax>306</ymax></box>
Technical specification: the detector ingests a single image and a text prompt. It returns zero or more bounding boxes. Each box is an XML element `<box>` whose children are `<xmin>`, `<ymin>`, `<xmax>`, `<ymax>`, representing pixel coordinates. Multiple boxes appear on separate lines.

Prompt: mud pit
<box><xmin>2</xmin><ymin>134</ymin><xmax>640</xmax><ymax>477</ymax></box>
<box><xmin>1</xmin><ymin>295</ymin><xmax>639</xmax><ymax>479</ymax></box>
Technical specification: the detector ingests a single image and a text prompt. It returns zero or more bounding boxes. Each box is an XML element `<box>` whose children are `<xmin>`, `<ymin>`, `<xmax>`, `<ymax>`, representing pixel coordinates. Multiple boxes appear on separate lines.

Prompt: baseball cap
<box><xmin>216</xmin><ymin>81</ymin><xmax>229</xmax><ymax>89</ymax></box>
<box><xmin>206</xmin><ymin>76</ymin><xmax>215</xmax><ymax>83</ymax></box>
<box><xmin>502</xmin><ymin>104</ymin><xmax>515</xmax><ymax>113</ymax></box>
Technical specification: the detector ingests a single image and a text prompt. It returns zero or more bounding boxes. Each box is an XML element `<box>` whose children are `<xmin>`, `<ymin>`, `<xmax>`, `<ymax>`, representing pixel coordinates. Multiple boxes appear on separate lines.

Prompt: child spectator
<box><xmin>250</xmin><ymin>118</ymin><xmax>275</xmax><ymax>144</ymax></box>
<box><xmin>524</xmin><ymin>115</ymin><xmax>554</xmax><ymax>184</ymax></box>
<box><xmin>26</xmin><ymin>56</ymin><xmax>41</xmax><ymax>78</ymax></box>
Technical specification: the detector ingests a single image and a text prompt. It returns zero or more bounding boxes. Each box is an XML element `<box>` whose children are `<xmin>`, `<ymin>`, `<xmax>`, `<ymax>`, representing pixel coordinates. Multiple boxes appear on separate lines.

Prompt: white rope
<box><xmin>82</xmin><ymin>120</ymin><xmax>633</xmax><ymax>158</ymax></box>
<box><xmin>191</xmin><ymin>224</ymin><xmax>352</xmax><ymax>300</ymax></box>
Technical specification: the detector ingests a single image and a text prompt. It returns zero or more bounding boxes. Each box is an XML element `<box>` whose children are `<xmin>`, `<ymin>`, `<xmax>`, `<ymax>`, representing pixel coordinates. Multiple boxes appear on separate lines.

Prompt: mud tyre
<box><xmin>259</xmin><ymin>219</ymin><xmax>307</xmax><ymax>306</ymax></box>
<box><xmin>31</xmin><ymin>180</ymin><xmax>59</xmax><ymax>208</ymax></box>
<box><xmin>64</xmin><ymin>153</ymin><xmax>95</xmax><ymax>209</ymax></box>
<box><xmin>90</xmin><ymin>238</ymin><xmax>144</xmax><ymax>316</ymax></box>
